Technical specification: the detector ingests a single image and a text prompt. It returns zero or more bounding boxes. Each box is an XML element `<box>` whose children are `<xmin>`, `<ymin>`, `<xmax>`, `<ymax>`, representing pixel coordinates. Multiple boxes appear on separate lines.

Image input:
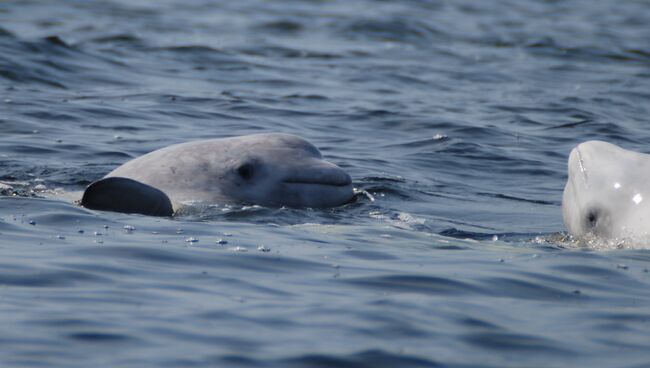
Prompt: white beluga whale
<box><xmin>81</xmin><ymin>133</ymin><xmax>354</xmax><ymax>216</ymax></box>
<box><xmin>563</xmin><ymin>140</ymin><xmax>650</xmax><ymax>240</ymax></box>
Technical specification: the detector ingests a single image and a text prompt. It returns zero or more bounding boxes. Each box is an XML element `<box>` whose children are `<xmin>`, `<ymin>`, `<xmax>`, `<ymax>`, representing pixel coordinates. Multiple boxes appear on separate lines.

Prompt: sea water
<box><xmin>1</xmin><ymin>1</ymin><xmax>649</xmax><ymax>367</ymax></box>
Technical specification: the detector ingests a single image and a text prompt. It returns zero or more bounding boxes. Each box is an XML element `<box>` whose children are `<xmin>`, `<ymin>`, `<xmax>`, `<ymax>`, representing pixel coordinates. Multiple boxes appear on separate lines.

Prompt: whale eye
<box><xmin>236</xmin><ymin>163</ymin><xmax>254</xmax><ymax>180</ymax></box>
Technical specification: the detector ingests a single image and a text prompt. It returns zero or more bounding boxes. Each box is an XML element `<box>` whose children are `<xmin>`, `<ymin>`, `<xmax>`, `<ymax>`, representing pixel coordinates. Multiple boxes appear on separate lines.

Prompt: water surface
<box><xmin>1</xmin><ymin>0</ymin><xmax>649</xmax><ymax>367</ymax></box>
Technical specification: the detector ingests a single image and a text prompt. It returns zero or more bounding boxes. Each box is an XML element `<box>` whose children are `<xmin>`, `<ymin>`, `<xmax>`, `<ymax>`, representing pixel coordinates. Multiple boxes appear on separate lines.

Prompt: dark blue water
<box><xmin>1</xmin><ymin>0</ymin><xmax>650</xmax><ymax>367</ymax></box>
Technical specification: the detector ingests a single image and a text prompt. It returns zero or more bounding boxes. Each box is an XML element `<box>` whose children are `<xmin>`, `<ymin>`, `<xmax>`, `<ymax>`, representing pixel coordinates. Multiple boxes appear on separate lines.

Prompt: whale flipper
<box><xmin>81</xmin><ymin>177</ymin><xmax>173</xmax><ymax>217</ymax></box>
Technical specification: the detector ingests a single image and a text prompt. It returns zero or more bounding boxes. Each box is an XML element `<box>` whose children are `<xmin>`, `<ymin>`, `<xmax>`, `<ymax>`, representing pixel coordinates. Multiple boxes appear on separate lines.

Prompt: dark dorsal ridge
<box><xmin>81</xmin><ymin>177</ymin><xmax>173</xmax><ymax>217</ymax></box>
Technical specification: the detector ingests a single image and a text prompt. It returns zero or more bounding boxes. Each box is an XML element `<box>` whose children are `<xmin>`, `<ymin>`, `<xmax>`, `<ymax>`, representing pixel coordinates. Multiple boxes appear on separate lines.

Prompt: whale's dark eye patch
<box><xmin>587</xmin><ymin>211</ymin><xmax>597</xmax><ymax>225</ymax></box>
<box><xmin>236</xmin><ymin>163</ymin><xmax>254</xmax><ymax>180</ymax></box>
<box><xmin>585</xmin><ymin>207</ymin><xmax>601</xmax><ymax>229</ymax></box>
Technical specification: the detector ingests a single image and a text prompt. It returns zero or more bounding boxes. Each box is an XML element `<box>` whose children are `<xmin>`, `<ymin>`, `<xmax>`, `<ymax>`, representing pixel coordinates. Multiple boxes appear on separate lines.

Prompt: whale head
<box><xmin>83</xmin><ymin>133</ymin><xmax>354</xmax><ymax>215</ymax></box>
<box><xmin>213</xmin><ymin>133</ymin><xmax>354</xmax><ymax>208</ymax></box>
<box><xmin>563</xmin><ymin>141</ymin><xmax>650</xmax><ymax>239</ymax></box>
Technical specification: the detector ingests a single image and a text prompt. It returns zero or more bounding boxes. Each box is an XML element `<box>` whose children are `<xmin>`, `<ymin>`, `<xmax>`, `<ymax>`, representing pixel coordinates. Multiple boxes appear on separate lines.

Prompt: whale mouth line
<box><xmin>282</xmin><ymin>179</ymin><xmax>352</xmax><ymax>187</ymax></box>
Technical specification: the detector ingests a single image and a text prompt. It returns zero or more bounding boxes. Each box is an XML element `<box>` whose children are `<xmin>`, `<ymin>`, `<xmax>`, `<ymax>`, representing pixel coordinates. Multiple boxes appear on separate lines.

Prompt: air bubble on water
<box><xmin>28</xmin><ymin>220</ymin><xmax>36</xmax><ymax>225</ymax></box>
<box><xmin>216</xmin><ymin>239</ymin><xmax>228</xmax><ymax>245</ymax></box>
<box><xmin>185</xmin><ymin>237</ymin><xmax>198</xmax><ymax>243</ymax></box>
<box><xmin>432</xmin><ymin>133</ymin><xmax>447</xmax><ymax>140</ymax></box>
<box><xmin>257</xmin><ymin>245</ymin><xmax>270</xmax><ymax>252</ymax></box>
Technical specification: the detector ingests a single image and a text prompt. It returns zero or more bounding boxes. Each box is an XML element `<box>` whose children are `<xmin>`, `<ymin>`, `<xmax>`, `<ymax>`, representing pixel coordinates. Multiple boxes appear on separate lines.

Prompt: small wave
<box><xmin>343</xmin><ymin>274</ymin><xmax>481</xmax><ymax>295</ymax></box>
<box><xmin>254</xmin><ymin>20</ymin><xmax>304</xmax><ymax>34</ymax></box>
<box><xmin>463</xmin><ymin>331</ymin><xmax>574</xmax><ymax>355</ymax></box>
<box><xmin>0</xmin><ymin>27</ymin><xmax>14</xmax><ymax>38</ymax></box>
<box><xmin>337</xmin><ymin>17</ymin><xmax>446</xmax><ymax>44</ymax></box>
<box><xmin>526</xmin><ymin>37</ymin><xmax>650</xmax><ymax>64</ymax></box>
<box><xmin>82</xmin><ymin>33</ymin><xmax>144</xmax><ymax>46</ymax></box>
<box><xmin>237</xmin><ymin>349</ymin><xmax>440</xmax><ymax>368</ymax></box>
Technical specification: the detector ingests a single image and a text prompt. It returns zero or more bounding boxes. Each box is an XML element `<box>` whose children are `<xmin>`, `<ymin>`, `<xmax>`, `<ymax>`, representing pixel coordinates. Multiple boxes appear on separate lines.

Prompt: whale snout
<box><xmin>283</xmin><ymin>161</ymin><xmax>352</xmax><ymax>187</ymax></box>
<box><xmin>279</xmin><ymin>159</ymin><xmax>354</xmax><ymax>208</ymax></box>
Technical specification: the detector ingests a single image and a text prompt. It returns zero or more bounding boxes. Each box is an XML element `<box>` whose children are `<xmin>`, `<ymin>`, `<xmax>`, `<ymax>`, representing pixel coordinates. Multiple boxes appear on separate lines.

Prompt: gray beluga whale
<box><xmin>81</xmin><ymin>133</ymin><xmax>354</xmax><ymax>216</ymax></box>
<box><xmin>563</xmin><ymin>140</ymin><xmax>650</xmax><ymax>240</ymax></box>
